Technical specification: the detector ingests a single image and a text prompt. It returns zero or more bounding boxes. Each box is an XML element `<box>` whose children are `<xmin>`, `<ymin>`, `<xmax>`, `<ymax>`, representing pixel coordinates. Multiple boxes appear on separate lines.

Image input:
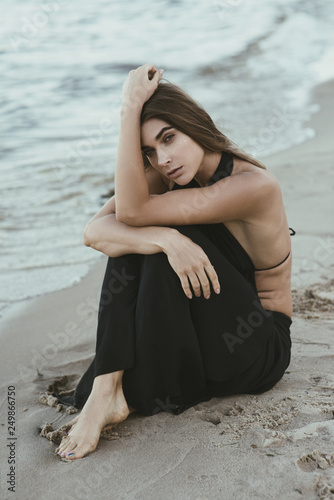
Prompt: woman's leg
<box><xmin>56</xmin><ymin>370</ymin><xmax>130</xmax><ymax>460</ymax></box>
<box><xmin>121</xmin><ymin>224</ymin><xmax>291</xmax><ymax>415</ymax></box>
<box><xmin>122</xmin><ymin>250</ymin><xmax>210</xmax><ymax>415</ymax></box>
<box><xmin>57</xmin><ymin>254</ymin><xmax>142</xmax><ymax>460</ymax></box>
<box><xmin>72</xmin><ymin>254</ymin><xmax>141</xmax><ymax>408</ymax></box>
<box><xmin>57</xmin><ymin>223</ymin><xmax>291</xmax><ymax>457</ymax></box>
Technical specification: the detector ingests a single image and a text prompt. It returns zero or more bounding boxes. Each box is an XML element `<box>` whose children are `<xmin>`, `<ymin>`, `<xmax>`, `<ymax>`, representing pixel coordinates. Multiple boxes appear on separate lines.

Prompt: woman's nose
<box><xmin>157</xmin><ymin>150</ymin><xmax>171</xmax><ymax>168</ymax></box>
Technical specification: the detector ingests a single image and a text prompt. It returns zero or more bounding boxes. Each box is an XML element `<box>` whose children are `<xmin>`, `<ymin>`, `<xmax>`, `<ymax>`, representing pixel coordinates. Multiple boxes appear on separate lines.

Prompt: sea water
<box><xmin>1</xmin><ymin>0</ymin><xmax>334</xmax><ymax>314</ymax></box>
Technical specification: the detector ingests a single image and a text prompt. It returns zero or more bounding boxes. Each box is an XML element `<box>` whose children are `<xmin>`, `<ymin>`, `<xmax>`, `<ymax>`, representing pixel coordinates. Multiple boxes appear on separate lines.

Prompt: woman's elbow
<box><xmin>116</xmin><ymin>210</ymin><xmax>141</xmax><ymax>226</ymax></box>
<box><xmin>83</xmin><ymin>221</ymin><xmax>94</xmax><ymax>247</ymax></box>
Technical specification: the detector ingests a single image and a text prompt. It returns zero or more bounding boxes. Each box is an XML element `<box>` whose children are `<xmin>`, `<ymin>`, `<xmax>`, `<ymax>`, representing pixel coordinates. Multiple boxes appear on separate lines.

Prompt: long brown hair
<box><xmin>141</xmin><ymin>80</ymin><xmax>266</xmax><ymax>170</ymax></box>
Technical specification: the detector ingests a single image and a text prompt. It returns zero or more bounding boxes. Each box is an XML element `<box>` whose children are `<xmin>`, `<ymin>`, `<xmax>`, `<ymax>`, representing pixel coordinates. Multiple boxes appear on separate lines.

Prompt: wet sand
<box><xmin>1</xmin><ymin>80</ymin><xmax>334</xmax><ymax>500</ymax></box>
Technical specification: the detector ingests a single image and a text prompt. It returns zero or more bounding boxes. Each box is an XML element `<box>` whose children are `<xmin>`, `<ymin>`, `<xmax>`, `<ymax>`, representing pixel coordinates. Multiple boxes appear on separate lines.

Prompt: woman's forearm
<box><xmin>84</xmin><ymin>214</ymin><xmax>178</xmax><ymax>258</ymax></box>
<box><xmin>115</xmin><ymin>65</ymin><xmax>164</xmax><ymax>221</ymax></box>
<box><xmin>115</xmin><ymin>105</ymin><xmax>149</xmax><ymax>221</ymax></box>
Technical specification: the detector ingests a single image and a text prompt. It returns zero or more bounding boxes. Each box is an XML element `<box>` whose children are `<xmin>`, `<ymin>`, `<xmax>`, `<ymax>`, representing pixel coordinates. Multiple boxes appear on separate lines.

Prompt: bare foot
<box><xmin>67</xmin><ymin>404</ymin><xmax>136</xmax><ymax>432</ymax></box>
<box><xmin>55</xmin><ymin>382</ymin><xmax>130</xmax><ymax>460</ymax></box>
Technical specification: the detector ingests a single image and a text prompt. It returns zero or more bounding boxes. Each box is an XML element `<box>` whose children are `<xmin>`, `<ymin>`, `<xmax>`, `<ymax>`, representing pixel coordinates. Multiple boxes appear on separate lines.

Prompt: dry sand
<box><xmin>1</xmin><ymin>80</ymin><xmax>334</xmax><ymax>500</ymax></box>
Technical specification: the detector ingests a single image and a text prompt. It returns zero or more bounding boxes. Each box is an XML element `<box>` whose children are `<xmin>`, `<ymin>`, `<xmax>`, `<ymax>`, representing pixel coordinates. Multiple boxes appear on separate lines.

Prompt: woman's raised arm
<box><xmin>115</xmin><ymin>64</ymin><xmax>277</xmax><ymax>228</ymax></box>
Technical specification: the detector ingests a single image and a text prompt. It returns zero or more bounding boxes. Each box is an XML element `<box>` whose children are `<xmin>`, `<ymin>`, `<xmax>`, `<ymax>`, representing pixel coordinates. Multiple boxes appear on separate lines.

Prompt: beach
<box><xmin>2</xmin><ymin>0</ymin><xmax>333</xmax><ymax>317</ymax></box>
<box><xmin>0</xmin><ymin>79</ymin><xmax>333</xmax><ymax>499</ymax></box>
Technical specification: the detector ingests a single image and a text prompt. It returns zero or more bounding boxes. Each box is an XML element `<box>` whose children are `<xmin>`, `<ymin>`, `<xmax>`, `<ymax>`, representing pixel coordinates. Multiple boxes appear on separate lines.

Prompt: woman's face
<box><xmin>141</xmin><ymin>118</ymin><xmax>205</xmax><ymax>185</ymax></box>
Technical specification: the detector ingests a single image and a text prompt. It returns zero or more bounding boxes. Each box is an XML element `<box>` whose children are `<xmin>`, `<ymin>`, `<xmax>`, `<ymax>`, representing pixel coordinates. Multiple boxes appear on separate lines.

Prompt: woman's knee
<box><xmin>101</xmin><ymin>255</ymin><xmax>140</xmax><ymax>297</ymax></box>
<box><xmin>139</xmin><ymin>252</ymin><xmax>182</xmax><ymax>290</ymax></box>
<box><xmin>140</xmin><ymin>251</ymin><xmax>173</xmax><ymax>275</ymax></box>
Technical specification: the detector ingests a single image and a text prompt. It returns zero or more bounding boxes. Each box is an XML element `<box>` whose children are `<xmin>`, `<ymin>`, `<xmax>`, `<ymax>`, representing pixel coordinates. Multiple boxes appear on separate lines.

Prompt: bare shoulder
<box><xmin>232</xmin><ymin>156</ymin><xmax>281</xmax><ymax>194</ymax></box>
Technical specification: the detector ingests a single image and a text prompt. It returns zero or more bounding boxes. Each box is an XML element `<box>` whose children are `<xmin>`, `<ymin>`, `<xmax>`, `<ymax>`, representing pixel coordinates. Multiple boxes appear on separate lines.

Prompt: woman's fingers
<box><xmin>165</xmin><ymin>233</ymin><xmax>220</xmax><ymax>299</ymax></box>
<box><xmin>205</xmin><ymin>264</ymin><xmax>221</xmax><ymax>294</ymax></box>
<box><xmin>190</xmin><ymin>266</ymin><xmax>219</xmax><ymax>299</ymax></box>
<box><xmin>148</xmin><ymin>69</ymin><xmax>155</xmax><ymax>80</ymax></box>
<box><xmin>178</xmin><ymin>271</ymin><xmax>202</xmax><ymax>299</ymax></box>
<box><xmin>178</xmin><ymin>266</ymin><xmax>220</xmax><ymax>299</ymax></box>
<box><xmin>147</xmin><ymin>67</ymin><xmax>164</xmax><ymax>83</ymax></box>
<box><xmin>188</xmin><ymin>272</ymin><xmax>202</xmax><ymax>298</ymax></box>
<box><xmin>121</xmin><ymin>64</ymin><xmax>163</xmax><ymax>110</ymax></box>
<box><xmin>194</xmin><ymin>269</ymin><xmax>212</xmax><ymax>299</ymax></box>
<box><xmin>178</xmin><ymin>273</ymin><xmax>193</xmax><ymax>299</ymax></box>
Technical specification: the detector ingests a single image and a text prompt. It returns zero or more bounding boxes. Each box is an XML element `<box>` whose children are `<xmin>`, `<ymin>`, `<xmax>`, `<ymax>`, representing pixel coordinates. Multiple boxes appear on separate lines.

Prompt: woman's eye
<box><xmin>143</xmin><ymin>134</ymin><xmax>174</xmax><ymax>158</ymax></box>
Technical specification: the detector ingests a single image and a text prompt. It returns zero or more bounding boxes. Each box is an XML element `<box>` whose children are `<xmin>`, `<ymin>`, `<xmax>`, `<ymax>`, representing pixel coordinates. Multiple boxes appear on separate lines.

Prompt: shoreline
<box><xmin>0</xmin><ymin>254</ymin><xmax>106</xmax><ymax>329</ymax></box>
<box><xmin>265</xmin><ymin>79</ymin><xmax>334</xmax><ymax>291</ymax></box>
<box><xmin>1</xmin><ymin>79</ymin><xmax>334</xmax><ymax>499</ymax></box>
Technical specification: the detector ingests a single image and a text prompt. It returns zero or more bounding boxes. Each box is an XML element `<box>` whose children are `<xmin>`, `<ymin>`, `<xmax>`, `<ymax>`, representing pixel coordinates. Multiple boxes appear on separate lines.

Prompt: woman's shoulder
<box><xmin>232</xmin><ymin>156</ymin><xmax>280</xmax><ymax>192</ymax></box>
<box><xmin>148</xmin><ymin>156</ymin><xmax>281</xmax><ymax>198</ymax></box>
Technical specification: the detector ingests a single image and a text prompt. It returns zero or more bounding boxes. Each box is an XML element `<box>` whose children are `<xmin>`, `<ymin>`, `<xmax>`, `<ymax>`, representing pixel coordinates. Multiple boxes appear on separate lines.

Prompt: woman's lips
<box><xmin>167</xmin><ymin>166</ymin><xmax>183</xmax><ymax>178</ymax></box>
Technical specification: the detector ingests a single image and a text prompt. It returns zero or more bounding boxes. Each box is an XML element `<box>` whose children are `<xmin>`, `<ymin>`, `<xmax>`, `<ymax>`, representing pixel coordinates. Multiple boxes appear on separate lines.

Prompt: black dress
<box><xmin>60</xmin><ymin>152</ymin><xmax>293</xmax><ymax>416</ymax></box>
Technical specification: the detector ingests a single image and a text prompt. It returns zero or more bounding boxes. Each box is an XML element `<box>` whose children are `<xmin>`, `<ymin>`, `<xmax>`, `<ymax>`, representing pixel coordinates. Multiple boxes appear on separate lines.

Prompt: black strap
<box><xmin>289</xmin><ymin>227</ymin><xmax>296</xmax><ymax>236</ymax></box>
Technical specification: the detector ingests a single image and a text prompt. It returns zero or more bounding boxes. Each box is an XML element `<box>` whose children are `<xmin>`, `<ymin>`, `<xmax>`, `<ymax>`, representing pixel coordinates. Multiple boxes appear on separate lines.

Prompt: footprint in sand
<box><xmin>264</xmin><ymin>420</ymin><xmax>334</xmax><ymax>448</ymax></box>
<box><xmin>195</xmin><ymin>410</ymin><xmax>222</xmax><ymax>425</ymax></box>
<box><xmin>297</xmin><ymin>450</ymin><xmax>334</xmax><ymax>472</ymax></box>
<box><xmin>308</xmin><ymin>373</ymin><xmax>334</xmax><ymax>391</ymax></box>
<box><xmin>292</xmin><ymin>279</ymin><xmax>334</xmax><ymax>320</ymax></box>
<box><xmin>313</xmin><ymin>474</ymin><xmax>334</xmax><ymax>499</ymax></box>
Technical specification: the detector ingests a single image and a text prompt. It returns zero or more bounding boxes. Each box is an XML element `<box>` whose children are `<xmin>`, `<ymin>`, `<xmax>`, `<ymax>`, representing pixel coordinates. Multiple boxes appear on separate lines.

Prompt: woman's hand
<box><xmin>162</xmin><ymin>231</ymin><xmax>221</xmax><ymax>300</ymax></box>
<box><xmin>121</xmin><ymin>63</ymin><xmax>164</xmax><ymax>111</ymax></box>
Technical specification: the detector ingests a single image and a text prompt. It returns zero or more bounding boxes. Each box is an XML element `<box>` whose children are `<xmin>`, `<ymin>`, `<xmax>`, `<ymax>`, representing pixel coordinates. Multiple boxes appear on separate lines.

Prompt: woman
<box><xmin>56</xmin><ymin>63</ymin><xmax>294</xmax><ymax>460</ymax></box>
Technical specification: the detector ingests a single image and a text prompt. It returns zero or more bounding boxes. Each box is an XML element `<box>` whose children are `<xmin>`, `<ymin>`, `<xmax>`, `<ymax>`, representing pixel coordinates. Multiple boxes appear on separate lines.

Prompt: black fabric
<box><xmin>58</xmin><ymin>152</ymin><xmax>292</xmax><ymax>416</ymax></box>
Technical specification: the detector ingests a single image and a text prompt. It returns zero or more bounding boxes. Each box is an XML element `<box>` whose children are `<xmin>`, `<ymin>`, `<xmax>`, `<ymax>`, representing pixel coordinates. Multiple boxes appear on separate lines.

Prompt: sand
<box><xmin>1</xmin><ymin>80</ymin><xmax>334</xmax><ymax>500</ymax></box>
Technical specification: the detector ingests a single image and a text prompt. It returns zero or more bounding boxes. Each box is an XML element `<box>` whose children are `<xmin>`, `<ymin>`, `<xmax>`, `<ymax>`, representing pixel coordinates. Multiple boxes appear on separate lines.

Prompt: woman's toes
<box><xmin>57</xmin><ymin>444</ymin><xmax>66</xmax><ymax>456</ymax></box>
<box><xmin>61</xmin><ymin>441</ymin><xmax>76</xmax><ymax>455</ymax></box>
<box><xmin>57</xmin><ymin>437</ymin><xmax>69</xmax><ymax>452</ymax></box>
<box><xmin>59</xmin><ymin>448</ymin><xmax>71</xmax><ymax>458</ymax></box>
<box><xmin>68</xmin><ymin>443</ymin><xmax>93</xmax><ymax>460</ymax></box>
<box><xmin>58</xmin><ymin>439</ymin><xmax>74</xmax><ymax>456</ymax></box>
<box><xmin>64</xmin><ymin>444</ymin><xmax>78</xmax><ymax>458</ymax></box>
